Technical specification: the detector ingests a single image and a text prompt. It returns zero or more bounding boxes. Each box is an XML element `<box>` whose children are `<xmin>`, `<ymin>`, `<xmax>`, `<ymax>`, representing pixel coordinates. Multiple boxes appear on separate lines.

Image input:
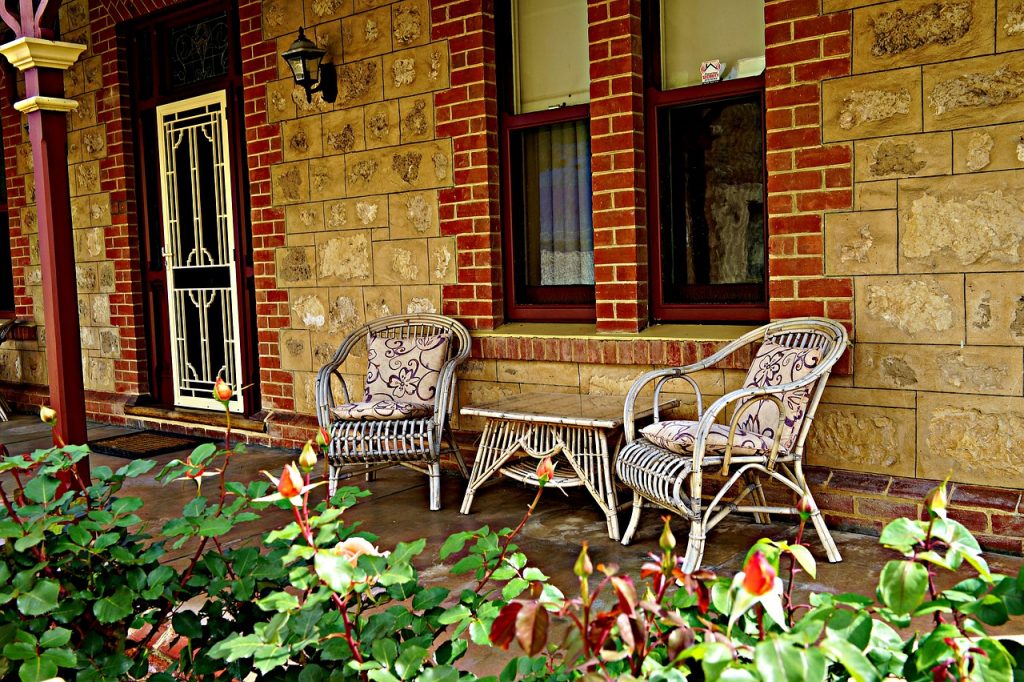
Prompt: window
<box><xmin>500</xmin><ymin>0</ymin><xmax>594</xmax><ymax>321</ymax></box>
<box><xmin>0</xmin><ymin>154</ymin><xmax>13</xmax><ymax>317</ymax></box>
<box><xmin>648</xmin><ymin>1</ymin><xmax>768</xmax><ymax>322</ymax></box>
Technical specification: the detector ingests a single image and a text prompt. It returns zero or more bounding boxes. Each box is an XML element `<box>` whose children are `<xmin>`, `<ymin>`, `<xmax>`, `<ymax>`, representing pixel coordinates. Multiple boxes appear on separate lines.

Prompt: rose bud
<box><xmin>277</xmin><ymin>462</ymin><xmax>304</xmax><ymax>499</ymax></box>
<box><xmin>535</xmin><ymin>456</ymin><xmax>555</xmax><ymax>486</ymax></box>
<box><xmin>39</xmin><ymin>405</ymin><xmax>58</xmax><ymax>426</ymax></box>
<box><xmin>213</xmin><ymin>377</ymin><xmax>233</xmax><ymax>404</ymax></box>
<box><xmin>316</xmin><ymin>426</ymin><xmax>330</xmax><ymax>450</ymax></box>
<box><xmin>298</xmin><ymin>439</ymin><xmax>318</xmax><ymax>472</ymax></box>
<box><xmin>741</xmin><ymin>551</ymin><xmax>776</xmax><ymax>597</ymax></box>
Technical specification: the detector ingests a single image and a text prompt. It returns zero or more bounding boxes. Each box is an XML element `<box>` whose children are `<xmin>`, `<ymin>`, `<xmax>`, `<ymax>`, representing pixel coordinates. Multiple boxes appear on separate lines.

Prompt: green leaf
<box><xmin>878</xmin><ymin>560</ymin><xmax>928</xmax><ymax>615</ymax></box>
<box><xmin>388</xmin><ymin>539</ymin><xmax>426</xmax><ymax>566</ymax></box>
<box><xmin>412</xmin><ymin>587</ymin><xmax>448</xmax><ymax>611</ymax></box>
<box><xmin>22</xmin><ymin>475</ymin><xmax>61</xmax><ymax>504</ymax></box>
<box><xmin>754</xmin><ymin>639</ymin><xmax>826</xmax><ymax>682</ymax></box>
<box><xmin>172</xmin><ymin>611</ymin><xmax>203</xmax><ymax>639</ymax></box>
<box><xmin>115</xmin><ymin>459</ymin><xmax>157</xmax><ymax>478</ymax></box>
<box><xmin>189</xmin><ymin>442</ymin><xmax>218</xmax><ymax>466</ymax></box>
<box><xmin>314</xmin><ymin>552</ymin><xmax>353</xmax><ymax>593</ymax></box>
<box><xmin>879</xmin><ymin>517</ymin><xmax>927</xmax><ymax>553</ymax></box>
<box><xmin>198</xmin><ymin>516</ymin><xmax>233</xmax><ymax>537</ymax></box>
<box><xmin>501</xmin><ymin>578</ymin><xmax>530</xmax><ymax>601</ymax></box>
<box><xmin>40</xmin><ymin>648</ymin><xmax>75</xmax><ymax>669</ymax></box>
<box><xmin>17</xmin><ymin>655</ymin><xmax>57</xmax><ymax>682</ymax></box>
<box><xmin>439</xmin><ymin>531</ymin><xmax>473</xmax><ymax>560</ymax></box>
<box><xmin>438</xmin><ymin>604</ymin><xmax>471</xmax><ymax>625</ymax></box>
<box><xmin>17</xmin><ymin>580</ymin><xmax>59</xmax><ymax>616</ymax></box>
<box><xmin>821</xmin><ymin>637</ymin><xmax>880</xmax><ymax>682</ymax></box>
<box><xmin>93</xmin><ymin>586</ymin><xmax>133</xmax><ymax>624</ymax></box>
<box><xmin>451</xmin><ymin>554</ymin><xmax>483</xmax><ymax>574</ymax></box>
<box><xmin>38</xmin><ymin>628</ymin><xmax>71</xmax><ymax>649</ymax></box>
<box><xmin>257</xmin><ymin>591</ymin><xmax>300</xmax><ymax>612</ymax></box>
<box><xmin>371</xmin><ymin>638</ymin><xmax>398</xmax><ymax>667</ymax></box>
<box><xmin>394</xmin><ymin>644</ymin><xmax>427</xmax><ymax>680</ymax></box>
<box><xmin>963</xmin><ymin>594</ymin><xmax>1010</xmax><ymax>626</ymax></box>
<box><xmin>787</xmin><ymin>544</ymin><xmax>816</xmax><ymax>579</ymax></box>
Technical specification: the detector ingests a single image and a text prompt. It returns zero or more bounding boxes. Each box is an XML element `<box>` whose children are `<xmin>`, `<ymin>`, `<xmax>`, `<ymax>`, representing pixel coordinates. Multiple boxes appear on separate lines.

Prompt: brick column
<box><xmin>588</xmin><ymin>0</ymin><xmax>647</xmax><ymax>334</ymax></box>
<box><xmin>237</xmin><ymin>0</ymin><xmax>292</xmax><ymax>411</ymax></box>
<box><xmin>433</xmin><ymin>0</ymin><xmax>503</xmax><ymax>331</ymax></box>
<box><xmin>764</xmin><ymin>0</ymin><xmax>854</xmax><ymax>332</ymax></box>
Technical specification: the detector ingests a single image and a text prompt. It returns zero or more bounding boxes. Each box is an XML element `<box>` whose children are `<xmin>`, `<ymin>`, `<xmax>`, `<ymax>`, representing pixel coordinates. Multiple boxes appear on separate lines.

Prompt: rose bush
<box><xmin>1</xmin><ymin>386</ymin><xmax>1023</xmax><ymax>681</ymax></box>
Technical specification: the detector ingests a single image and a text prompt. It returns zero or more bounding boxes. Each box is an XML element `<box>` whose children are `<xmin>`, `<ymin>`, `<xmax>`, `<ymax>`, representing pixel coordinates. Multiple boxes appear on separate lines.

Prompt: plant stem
<box><xmin>475</xmin><ymin>484</ymin><xmax>545</xmax><ymax>591</ymax></box>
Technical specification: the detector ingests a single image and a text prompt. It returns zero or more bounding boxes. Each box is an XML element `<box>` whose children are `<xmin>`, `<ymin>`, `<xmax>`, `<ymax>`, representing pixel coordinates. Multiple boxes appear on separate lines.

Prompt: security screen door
<box><xmin>156</xmin><ymin>90</ymin><xmax>245</xmax><ymax>413</ymax></box>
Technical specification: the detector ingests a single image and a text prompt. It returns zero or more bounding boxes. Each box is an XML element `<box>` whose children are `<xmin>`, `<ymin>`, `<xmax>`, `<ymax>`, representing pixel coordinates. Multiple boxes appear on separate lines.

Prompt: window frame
<box><xmin>497</xmin><ymin>1</ymin><xmax>596</xmax><ymax>323</ymax></box>
<box><xmin>0</xmin><ymin>96</ymin><xmax>13</xmax><ymax>319</ymax></box>
<box><xmin>644</xmin><ymin>2</ymin><xmax>769</xmax><ymax>324</ymax></box>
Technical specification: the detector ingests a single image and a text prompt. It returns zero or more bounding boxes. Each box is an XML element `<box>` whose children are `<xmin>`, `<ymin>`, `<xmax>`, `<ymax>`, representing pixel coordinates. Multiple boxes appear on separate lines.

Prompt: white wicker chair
<box><xmin>315</xmin><ymin>314</ymin><xmax>471</xmax><ymax>510</ymax></box>
<box><xmin>615</xmin><ymin>317</ymin><xmax>849</xmax><ymax>572</ymax></box>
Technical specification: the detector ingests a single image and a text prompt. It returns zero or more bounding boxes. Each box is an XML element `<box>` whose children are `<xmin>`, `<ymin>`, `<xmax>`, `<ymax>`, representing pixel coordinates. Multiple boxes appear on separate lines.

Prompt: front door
<box><xmin>155</xmin><ymin>91</ymin><xmax>245</xmax><ymax>413</ymax></box>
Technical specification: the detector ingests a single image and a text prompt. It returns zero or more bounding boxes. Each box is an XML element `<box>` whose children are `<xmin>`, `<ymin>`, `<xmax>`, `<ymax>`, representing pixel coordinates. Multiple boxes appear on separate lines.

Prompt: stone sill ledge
<box><xmin>473</xmin><ymin>322</ymin><xmax>758</xmax><ymax>342</ymax></box>
<box><xmin>469</xmin><ymin>323</ymin><xmax>760</xmax><ymax>370</ymax></box>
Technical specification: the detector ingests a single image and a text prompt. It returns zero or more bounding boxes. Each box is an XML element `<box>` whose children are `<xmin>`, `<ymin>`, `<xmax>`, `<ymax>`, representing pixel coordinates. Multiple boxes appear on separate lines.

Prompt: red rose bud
<box><xmin>213</xmin><ymin>377</ymin><xmax>233</xmax><ymax>404</ymax></box>
<box><xmin>741</xmin><ymin>551</ymin><xmax>775</xmax><ymax>597</ymax></box>
<box><xmin>535</xmin><ymin>456</ymin><xmax>554</xmax><ymax>485</ymax></box>
<box><xmin>316</xmin><ymin>427</ymin><xmax>330</xmax><ymax>450</ymax></box>
<box><xmin>298</xmin><ymin>440</ymin><xmax>318</xmax><ymax>471</ymax></box>
<box><xmin>39</xmin><ymin>405</ymin><xmax>58</xmax><ymax>426</ymax></box>
<box><xmin>796</xmin><ymin>496</ymin><xmax>814</xmax><ymax>521</ymax></box>
<box><xmin>659</xmin><ymin>516</ymin><xmax>676</xmax><ymax>554</ymax></box>
<box><xmin>573</xmin><ymin>543</ymin><xmax>593</xmax><ymax>577</ymax></box>
<box><xmin>278</xmin><ymin>463</ymin><xmax>304</xmax><ymax>499</ymax></box>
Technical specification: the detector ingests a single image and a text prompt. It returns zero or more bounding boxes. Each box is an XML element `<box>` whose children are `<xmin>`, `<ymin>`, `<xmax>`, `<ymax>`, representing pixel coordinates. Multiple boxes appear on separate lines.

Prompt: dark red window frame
<box><xmin>646</xmin><ymin>76</ymin><xmax>770</xmax><ymax>323</ymax></box>
<box><xmin>496</xmin><ymin>3</ymin><xmax>596</xmax><ymax>323</ymax></box>
<box><xmin>0</xmin><ymin>73</ymin><xmax>13</xmax><ymax>320</ymax></box>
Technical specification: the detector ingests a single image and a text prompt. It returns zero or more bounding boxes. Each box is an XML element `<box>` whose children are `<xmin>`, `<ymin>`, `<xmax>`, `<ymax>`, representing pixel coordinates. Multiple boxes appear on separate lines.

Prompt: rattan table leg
<box><xmin>460</xmin><ymin>418</ymin><xmax>528</xmax><ymax>514</ymax></box>
<box><xmin>560</xmin><ymin>425</ymin><xmax>621</xmax><ymax>540</ymax></box>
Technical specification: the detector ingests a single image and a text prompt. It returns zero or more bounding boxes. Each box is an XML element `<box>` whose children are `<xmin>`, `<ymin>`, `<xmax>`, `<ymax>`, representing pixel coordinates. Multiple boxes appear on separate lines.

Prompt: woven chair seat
<box><xmin>640</xmin><ymin>420</ymin><xmax>789</xmax><ymax>457</ymax></box>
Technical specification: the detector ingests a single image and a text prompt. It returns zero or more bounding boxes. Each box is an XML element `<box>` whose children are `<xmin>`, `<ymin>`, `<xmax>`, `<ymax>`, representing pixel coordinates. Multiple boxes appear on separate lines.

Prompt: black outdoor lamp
<box><xmin>282</xmin><ymin>27</ymin><xmax>337</xmax><ymax>103</ymax></box>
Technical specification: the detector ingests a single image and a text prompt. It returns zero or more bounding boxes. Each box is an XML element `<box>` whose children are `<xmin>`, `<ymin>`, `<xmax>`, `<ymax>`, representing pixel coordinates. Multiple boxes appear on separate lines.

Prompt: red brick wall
<box><xmin>763</xmin><ymin>0</ymin><xmax>854</xmax><ymax>333</ymax></box>
<box><xmin>433</xmin><ymin>0</ymin><xmax>504</xmax><ymax>331</ymax></box>
<box><xmin>0</xmin><ymin>69</ymin><xmax>32</xmax><ymax>323</ymax></box>
<box><xmin>588</xmin><ymin>0</ymin><xmax>648</xmax><ymax>334</ymax></box>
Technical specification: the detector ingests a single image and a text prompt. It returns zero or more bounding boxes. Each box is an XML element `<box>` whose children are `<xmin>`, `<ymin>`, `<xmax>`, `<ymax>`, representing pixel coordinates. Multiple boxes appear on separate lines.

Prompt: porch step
<box><xmin>123</xmin><ymin>404</ymin><xmax>268</xmax><ymax>433</ymax></box>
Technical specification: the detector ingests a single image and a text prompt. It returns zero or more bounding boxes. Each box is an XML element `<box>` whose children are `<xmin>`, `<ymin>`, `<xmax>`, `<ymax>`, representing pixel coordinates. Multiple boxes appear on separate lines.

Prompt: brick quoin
<box><xmin>588</xmin><ymin>0</ymin><xmax>647</xmax><ymax>334</ymax></box>
<box><xmin>433</xmin><ymin>0</ymin><xmax>503</xmax><ymax>331</ymax></box>
<box><xmin>764</xmin><ymin>0</ymin><xmax>854</xmax><ymax>343</ymax></box>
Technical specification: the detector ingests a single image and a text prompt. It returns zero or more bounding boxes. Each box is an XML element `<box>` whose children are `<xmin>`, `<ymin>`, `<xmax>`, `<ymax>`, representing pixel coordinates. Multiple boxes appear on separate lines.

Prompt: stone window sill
<box><xmin>473</xmin><ymin>322</ymin><xmax>758</xmax><ymax>342</ymax></box>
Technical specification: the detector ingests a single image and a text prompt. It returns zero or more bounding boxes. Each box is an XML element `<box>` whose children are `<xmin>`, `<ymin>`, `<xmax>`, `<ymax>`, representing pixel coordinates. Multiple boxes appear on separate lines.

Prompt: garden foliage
<box><xmin>0</xmin><ymin>395</ymin><xmax>1023</xmax><ymax>681</ymax></box>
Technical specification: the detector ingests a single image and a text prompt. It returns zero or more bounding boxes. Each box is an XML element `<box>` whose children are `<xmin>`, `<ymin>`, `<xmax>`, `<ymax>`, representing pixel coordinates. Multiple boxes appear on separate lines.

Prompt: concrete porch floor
<box><xmin>2</xmin><ymin>414</ymin><xmax>1022</xmax><ymax>675</ymax></box>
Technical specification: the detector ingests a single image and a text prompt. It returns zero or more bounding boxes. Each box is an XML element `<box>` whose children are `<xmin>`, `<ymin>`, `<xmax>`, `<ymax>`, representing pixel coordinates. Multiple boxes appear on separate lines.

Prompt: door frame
<box><xmin>123</xmin><ymin>0</ymin><xmax>260</xmax><ymax>414</ymax></box>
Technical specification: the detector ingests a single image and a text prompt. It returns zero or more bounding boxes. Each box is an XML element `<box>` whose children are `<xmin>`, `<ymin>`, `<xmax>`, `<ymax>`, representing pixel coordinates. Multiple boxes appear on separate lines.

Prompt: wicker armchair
<box><xmin>615</xmin><ymin>317</ymin><xmax>849</xmax><ymax>572</ymax></box>
<box><xmin>315</xmin><ymin>314</ymin><xmax>471</xmax><ymax>510</ymax></box>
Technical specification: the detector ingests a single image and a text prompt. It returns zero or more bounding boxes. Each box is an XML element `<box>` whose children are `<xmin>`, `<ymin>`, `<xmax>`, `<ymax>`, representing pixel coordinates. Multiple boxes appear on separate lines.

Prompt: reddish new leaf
<box><xmin>489</xmin><ymin>601</ymin><xmax>523</xmax><ymax>649</ymax></box>
<box><xmin>514</xmin><ymin>601</ymin><xmax>549</xmax><ymax>656</ymax></box>
<box><xmin>610</xmin><ymin>576</ymin><xmax>637</xmax><ymax>616</ymax></box>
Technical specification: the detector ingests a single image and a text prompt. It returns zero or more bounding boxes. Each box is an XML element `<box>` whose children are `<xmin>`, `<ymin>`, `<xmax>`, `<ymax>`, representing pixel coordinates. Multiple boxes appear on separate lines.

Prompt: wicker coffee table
<box><xmin>459</xmin><ymin>392</ymin><xmax>677</xmax><ymax>540</ymax></box>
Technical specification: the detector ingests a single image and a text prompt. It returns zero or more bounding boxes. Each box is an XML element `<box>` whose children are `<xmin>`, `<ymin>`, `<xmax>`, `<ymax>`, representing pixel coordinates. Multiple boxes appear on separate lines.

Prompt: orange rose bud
<box><xmin>796</xmin><ymin>496</ymin><xmax>814</xmax><ymax>521</ymax></box>
<box><xmin>213</xmin><ymin>377</ymin><xmax>233</xmax><ymax>404</ymax></box>
<box><xmin>277</xmin><ymin>463</ymin><xmax>304</xmax><ymax>499</ymax></box>
<box><xmin>298</xmin><ymin>440</ymin><xmax>318</xmax><ymax>471</ymax></box>
<box><xmin>741</xmin><ymin>551</ymin><xmax>775</xmax><ymax>597</ymax></box>
<box><xmin>316</xmin><ymin>427</ymin><xmax>330</xmax><ymax>450</ymax></box>
<box><xmin>925</xmin><ymin>482</ymin><xmax>948</xmax><ymax>519</ymax></box>
<box><xmin>535</xmin><ymin>456</ymin><xmax>555</xmax><ymax>485</ymax></box>
<box><xmin>39</xmin><ymin>405</ymin><xmax>58</xmax><ymax>426</ymax></box>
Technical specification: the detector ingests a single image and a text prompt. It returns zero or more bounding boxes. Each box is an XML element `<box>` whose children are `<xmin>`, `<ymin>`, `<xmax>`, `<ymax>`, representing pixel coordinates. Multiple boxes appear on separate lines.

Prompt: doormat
<box><xmin>88</xmin><ymin>430</ymin><xmax>213</xmax><ymax>459</ymax></box>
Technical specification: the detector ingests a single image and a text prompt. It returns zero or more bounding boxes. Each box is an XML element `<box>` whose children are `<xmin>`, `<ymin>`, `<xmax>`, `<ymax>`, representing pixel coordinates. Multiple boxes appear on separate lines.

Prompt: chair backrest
<box><xmin>358</xmin><ymin>314</ymin><xmax>471</xmax><ymax>405</ymax></box>
<box><xmin>742</xmin><ymin>318</ymin><xmax>848</xmax><ymax>455</ymax></box>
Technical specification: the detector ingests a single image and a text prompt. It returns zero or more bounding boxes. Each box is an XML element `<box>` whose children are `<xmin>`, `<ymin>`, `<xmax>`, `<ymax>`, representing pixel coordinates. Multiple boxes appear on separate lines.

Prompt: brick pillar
<box><xmin>237</xmin><ymin>0</ymin><xmax>292</xmax><ymax>411</ymax></box>
<box><xmin>588</xmin><ymin>0</ymin><xmax>647</xmax><ymax>334</ymax></box>
<box><xmin>433</xmin><ymin>0</ymin><xmax>503</xmax><ymax>331</ymax></box>
<box><xmin>764</xmin><ymin>0</ymin><xmax>854</xmax><ymax>331</ymax></box>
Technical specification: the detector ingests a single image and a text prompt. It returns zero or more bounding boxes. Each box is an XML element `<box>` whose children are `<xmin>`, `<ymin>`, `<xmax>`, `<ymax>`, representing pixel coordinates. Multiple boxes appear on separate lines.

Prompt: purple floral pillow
<box><xmin>363</xmin><ymin>333</ymin><xmax>450</xmax><ymax>405</ymax></box>
<box><xmin>738</xmin><ymin>341</ymin><xmax>821</xmax><ymax>452</ymax></box>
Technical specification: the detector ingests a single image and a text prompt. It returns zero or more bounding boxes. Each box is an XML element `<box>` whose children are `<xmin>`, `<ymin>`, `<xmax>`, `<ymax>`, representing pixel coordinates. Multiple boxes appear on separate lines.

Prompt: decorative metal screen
<box><xmin>169</xmin><ymin>13</ymin><xmax>229</xmax><ymax>89</ymax></box>
<box><xmin>156</xmin><ymin>92</ymin><xmax>245</xmax><ymax>413</ymax></box>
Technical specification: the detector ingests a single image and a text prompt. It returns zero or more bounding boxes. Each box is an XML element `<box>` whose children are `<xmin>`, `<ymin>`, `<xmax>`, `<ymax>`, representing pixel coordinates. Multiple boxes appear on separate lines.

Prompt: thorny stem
<box><xmin>475</xmin><ymin>484</ymin><xmax>545</xmax><ymax>592</ymax></box>
<box><xmin>922</xmin><ymin>514</ymin><xmax>946</xmax><ymax>627</ymax></box>
<box><xmin>785</xmin><ymin>517</ymin><xmax>807</xmax><ymax>626</ymax></box>
<box><xmin>0</xmin><ymin>481</ymin><xmax>22</xmax><ymax>523</ymax></box>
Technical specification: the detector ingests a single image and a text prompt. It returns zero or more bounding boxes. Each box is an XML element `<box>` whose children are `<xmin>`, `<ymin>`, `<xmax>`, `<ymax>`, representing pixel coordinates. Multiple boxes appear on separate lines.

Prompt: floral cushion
<box><xmin>640</xmin><ymin>421</ymin><xmax>780</xmax><ymax>456</ymax></box>
<box><xmin>363</xmin><ymin>333</ymin><xmax>450</xmax><ymax>404</ymax></box>
<box><xmin>331</xmin><ymin>400</ymin><xmax>435</xmax><ymax>421</ymax></box>
<box><xmin>737</xmin><ymin>341</ymin><xmax>822</xmax><ymax>451</ymax></box>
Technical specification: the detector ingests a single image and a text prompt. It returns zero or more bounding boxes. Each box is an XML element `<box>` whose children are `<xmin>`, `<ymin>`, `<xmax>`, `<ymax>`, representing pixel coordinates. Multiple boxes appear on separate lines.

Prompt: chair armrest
<box><xmin>623</xmin><ymin>366</ymin><xmax>706</xmax><ymax>442</ymax></box>
<box><xmin>315</xmin><ymin>334</ymin><xmax>364</xmax><ymax>429</ymax></box>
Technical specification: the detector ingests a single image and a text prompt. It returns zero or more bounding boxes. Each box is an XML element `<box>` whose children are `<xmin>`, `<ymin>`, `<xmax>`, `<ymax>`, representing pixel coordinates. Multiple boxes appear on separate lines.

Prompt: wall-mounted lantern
<box><xmin>282</xmin><ymin>27</ymin><xmax>337</xmax><ymax>103</ymax></box>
